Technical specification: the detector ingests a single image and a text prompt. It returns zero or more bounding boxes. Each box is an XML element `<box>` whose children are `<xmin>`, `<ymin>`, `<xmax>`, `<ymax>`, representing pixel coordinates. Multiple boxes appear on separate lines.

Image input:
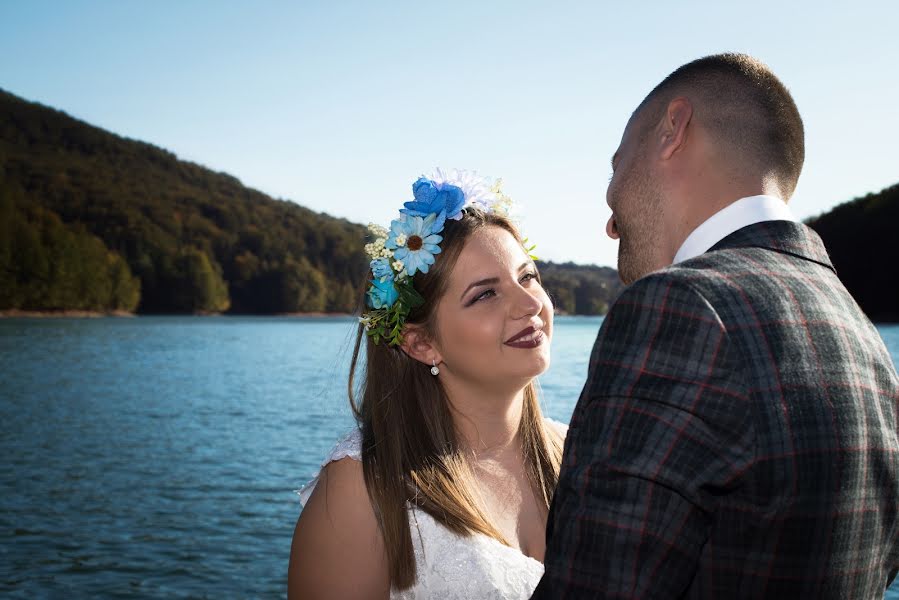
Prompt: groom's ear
<box><xmin>400</xmin><ymin>324</ymin><xmax>441</xmax><ymax>367</ymax></box>
<box><xmin>658</xmin><ymin>97</ymin><xmax>693</xmax><ymax>160</ymax></box>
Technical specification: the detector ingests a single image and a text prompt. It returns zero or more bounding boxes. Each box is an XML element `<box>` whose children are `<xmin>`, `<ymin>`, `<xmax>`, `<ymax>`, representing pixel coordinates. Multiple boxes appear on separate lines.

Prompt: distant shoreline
<box><xmin>0</xmin><ymin>309</ymin><xmax>135</xmax><ymax>318</ymax></box>
<box><xmin>0</xmin><ymin>309</ymin><xmax>354</xmax><ymax>319</ymax></box>
<box><xmin>276</xmin><ymin>312</ymin><xmax>354</xmax><ymax>318</ymax></box>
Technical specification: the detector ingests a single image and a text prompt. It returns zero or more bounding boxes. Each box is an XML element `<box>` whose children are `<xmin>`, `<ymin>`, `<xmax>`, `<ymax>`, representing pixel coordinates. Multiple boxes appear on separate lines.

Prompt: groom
<box><xmin>533</xmin><ymin>53</ymin><xmax>899</xmax><ymax>598</ymax></box>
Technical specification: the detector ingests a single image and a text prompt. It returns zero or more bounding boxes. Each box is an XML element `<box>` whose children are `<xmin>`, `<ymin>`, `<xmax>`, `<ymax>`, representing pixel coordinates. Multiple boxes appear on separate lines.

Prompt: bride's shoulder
<box><xmin>296</xmin><ymin>428</ymin><xmax>362</xmax><ymax>506</ymax></box>
<box><xmin>289</xmin><ymin>428</ymin><xmax>390</xmax><ymax>596</ymax></box>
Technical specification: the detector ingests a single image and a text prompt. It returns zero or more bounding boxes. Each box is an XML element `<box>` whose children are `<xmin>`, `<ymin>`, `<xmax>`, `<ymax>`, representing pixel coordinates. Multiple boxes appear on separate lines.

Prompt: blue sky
<box><xmin>2</xmin><ymin>1</ymin><xmax>897</xmax><ymax>267</ymax></box>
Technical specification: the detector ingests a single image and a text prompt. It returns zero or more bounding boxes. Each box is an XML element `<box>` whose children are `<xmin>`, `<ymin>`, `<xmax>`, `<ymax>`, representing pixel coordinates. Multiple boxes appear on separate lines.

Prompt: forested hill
<box><xmin>0</xmin><ymin>89</ymin><xmax>623</xmax><ymax>315</ymax></box>
<box><xmin>806</xmin><ymin>183</ymin><xmax>899</xmax><ymax>322</ymax></box>
<box><xmin>0</xmin><ymin>88</ymin><xmax>369</xmax><ymax>314</ymax></box>
<box><xmin>1</xmin><ymin>89</ymin><xmax>894</xmax><ymax>319</ymax></box>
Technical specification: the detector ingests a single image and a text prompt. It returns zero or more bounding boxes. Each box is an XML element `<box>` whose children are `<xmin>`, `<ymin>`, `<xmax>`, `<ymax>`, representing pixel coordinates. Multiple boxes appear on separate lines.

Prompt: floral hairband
<box><xmin>360</xmin><ymin>169</ymin><xmax>530</xmax><ymax>347</ymax></box>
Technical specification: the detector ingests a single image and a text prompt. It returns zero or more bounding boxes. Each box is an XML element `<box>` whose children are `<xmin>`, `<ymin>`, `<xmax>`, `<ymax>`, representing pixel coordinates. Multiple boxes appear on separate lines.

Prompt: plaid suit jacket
<box><xmin>533</xmin><ymin>221</ymin><xmax>899</xmax><ymax>599</ymax></box>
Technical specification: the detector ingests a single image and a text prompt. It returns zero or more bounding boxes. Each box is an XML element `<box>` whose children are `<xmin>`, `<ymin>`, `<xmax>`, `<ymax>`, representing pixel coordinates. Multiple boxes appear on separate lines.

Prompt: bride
<box><xmin>287</xmin><ymin>169</ymin><xmax>566</xmax><ymax>599</ymax></box>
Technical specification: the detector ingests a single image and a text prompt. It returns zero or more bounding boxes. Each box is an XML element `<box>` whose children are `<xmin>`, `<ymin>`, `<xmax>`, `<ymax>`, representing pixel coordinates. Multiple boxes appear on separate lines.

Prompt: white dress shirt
<box><xmin>672</xmin><ymin>195</ymin><xmax>798</xmax><ymax>264</ymax></box>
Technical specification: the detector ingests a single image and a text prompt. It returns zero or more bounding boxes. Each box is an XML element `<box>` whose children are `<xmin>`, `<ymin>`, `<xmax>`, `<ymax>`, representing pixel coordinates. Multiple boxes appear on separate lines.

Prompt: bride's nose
<box><xmin>511</xmin><ymin>285</ymin><xmax>543</xmax><ymax>319</ymax></box>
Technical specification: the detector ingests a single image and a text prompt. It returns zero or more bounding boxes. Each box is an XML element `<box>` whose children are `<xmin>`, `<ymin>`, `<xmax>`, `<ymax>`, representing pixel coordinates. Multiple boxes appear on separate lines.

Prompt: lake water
<box><xmin>2</xmin><ymin>316</ymin><xmax>897</xmax><ymax>599</ymax></box>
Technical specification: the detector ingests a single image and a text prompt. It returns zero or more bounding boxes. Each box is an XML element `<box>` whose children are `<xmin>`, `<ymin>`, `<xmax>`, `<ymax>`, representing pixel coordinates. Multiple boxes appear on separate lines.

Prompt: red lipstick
<box><xmin>504</xmin><ymin>326</ymin><xmax>545</xmax><ymax>349</ymax></box>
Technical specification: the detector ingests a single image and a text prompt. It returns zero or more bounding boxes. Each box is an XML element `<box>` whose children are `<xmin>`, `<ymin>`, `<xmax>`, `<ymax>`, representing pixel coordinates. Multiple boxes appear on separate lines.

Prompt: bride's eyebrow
<box><xmin>459</xmin><ymin>262</ymin><xmax>533</xmax><ymax>301</ymax></box>
<box><xmin>460</xmin><ymin>277</ymin><xmax>499</xmax><ymax>301</ymax></box>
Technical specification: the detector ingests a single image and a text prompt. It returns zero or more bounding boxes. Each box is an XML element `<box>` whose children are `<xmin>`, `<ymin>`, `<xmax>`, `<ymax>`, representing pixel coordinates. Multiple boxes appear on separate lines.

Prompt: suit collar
<box><xmin>707</xmin><ymin>220</ymin><xmax>835</xmax><ymax>272</ymax></box>
<box><xmin>674</xmin><ymin>195</ymin><xmax>796</xmax><ymax>264</ymax></box>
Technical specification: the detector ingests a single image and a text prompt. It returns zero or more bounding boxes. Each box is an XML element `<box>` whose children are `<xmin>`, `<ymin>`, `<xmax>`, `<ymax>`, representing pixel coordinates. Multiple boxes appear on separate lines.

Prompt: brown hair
<box><xmin>638</xmin><ymin>52</ymin><xmax>805</xmax><ymax>198</ymax></box>
<box><xmin>347</xmin><ymin>207</ymin><xmax>563</xmax><ymax>589</ymax></box>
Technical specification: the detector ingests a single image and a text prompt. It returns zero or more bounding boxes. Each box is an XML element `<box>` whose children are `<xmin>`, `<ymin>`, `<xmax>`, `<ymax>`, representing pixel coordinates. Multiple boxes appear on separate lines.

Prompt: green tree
<box><xmin>327</xmin><ymin>280</ymin><xmax>360</xmax><ymax>313</ymax></box>
<box><xmin>0</xmin><ymin>189</ymin><xmax>14</xmax><ymax>307</ymax></box>
<box><xmin>173</xmin><ymin>248</ymin><xmax>230</xmax><ymax>313</ymax></box>
<box><xmin>279</xmin><ymin>256</ymin><xmax>326</xmax><ymax>313</ymax></box>
<box><xmin>108</xmin><ymin>253</ymin><xmax>141</xmax><ymax>311</ymax></box>
<box><xmin>1</xmin><ymin>201</ymin><xmax>143</xmax><ymax>312</ymax></box>
<box><xmin>13</xmin><ymin>219</ymin><xmax>49</xmax><ymax>308</ymax></box>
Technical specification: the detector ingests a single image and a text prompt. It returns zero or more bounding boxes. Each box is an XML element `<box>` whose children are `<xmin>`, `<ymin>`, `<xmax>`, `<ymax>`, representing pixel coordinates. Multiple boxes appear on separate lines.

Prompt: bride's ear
<box><xmin>400</xmin><ymin>324</ymin><xmax>441</xmax><ymax>367</ymax></box>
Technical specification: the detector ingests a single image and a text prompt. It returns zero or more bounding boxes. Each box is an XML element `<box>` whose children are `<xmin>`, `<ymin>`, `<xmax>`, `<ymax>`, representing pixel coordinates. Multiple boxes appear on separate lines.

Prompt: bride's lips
<box><xmin>504</xmin><ymin>325</ymin><xmax>546</xmax><ymax>349</ymax></box>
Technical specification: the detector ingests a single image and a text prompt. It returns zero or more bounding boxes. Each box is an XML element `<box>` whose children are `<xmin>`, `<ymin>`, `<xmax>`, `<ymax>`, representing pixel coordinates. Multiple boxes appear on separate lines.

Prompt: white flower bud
<box><xmin>367</xmin><ymin>223</ymin><xmax>388</xmax><ymax>238</ymax></box>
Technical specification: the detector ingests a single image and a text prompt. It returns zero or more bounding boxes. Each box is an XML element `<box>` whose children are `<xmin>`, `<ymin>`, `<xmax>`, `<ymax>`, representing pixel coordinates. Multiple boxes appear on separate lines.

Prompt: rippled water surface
<box><xmin>2</xmin><ymin>316</ymin><xmax>897</xmax><ymax>598</ymax></box>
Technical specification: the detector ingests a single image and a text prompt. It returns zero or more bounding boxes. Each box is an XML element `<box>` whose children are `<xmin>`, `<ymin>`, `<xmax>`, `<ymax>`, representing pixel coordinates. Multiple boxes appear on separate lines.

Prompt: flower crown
<box><xmin>360</xmin><ymin>168</ymin><xmax>532</xmax><ymax>347</ymax></box>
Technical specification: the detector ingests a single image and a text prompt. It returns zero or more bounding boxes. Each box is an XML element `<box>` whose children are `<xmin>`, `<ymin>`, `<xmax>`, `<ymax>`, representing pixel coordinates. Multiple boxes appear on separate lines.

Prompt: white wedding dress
<box><xmin>297</xmin><ymin>420</ymin><xmax>567</xmax><ymax>599</ymax></box>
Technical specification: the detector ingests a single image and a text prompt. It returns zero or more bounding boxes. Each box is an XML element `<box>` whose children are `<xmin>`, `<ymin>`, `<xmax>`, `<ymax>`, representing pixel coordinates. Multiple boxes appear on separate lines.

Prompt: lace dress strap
<box><xmin>296</xmin><ymin>428</ymin><xmax>362</xmax><ymax>506</ymax></box>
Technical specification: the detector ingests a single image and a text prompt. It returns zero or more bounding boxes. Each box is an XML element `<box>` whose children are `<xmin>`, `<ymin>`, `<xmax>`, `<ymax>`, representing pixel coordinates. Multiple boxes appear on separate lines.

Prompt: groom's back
<box><xmin>676</xmin><ymin>221</ymin><xmax>899</xmax><ymax>597</ymax></box>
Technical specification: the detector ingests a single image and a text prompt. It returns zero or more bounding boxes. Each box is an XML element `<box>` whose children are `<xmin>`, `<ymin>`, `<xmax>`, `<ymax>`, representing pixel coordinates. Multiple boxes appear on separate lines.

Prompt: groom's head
<box><xmin>606</xmin><ymin>53</ymin><xmax>804</xmax><ymax>284</ymax></box>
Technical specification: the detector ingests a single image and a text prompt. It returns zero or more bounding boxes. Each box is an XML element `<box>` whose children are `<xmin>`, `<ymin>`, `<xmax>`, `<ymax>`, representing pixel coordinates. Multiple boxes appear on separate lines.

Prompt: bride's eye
<box><xmin>469</xmin><ymin>289</ymin><xmax>496</xmax><ymax>305</ymax></box>
<box><xmin>520</xmin><ymin>272</ymin><xmax>538</xmax><ymax>284</ymax></box>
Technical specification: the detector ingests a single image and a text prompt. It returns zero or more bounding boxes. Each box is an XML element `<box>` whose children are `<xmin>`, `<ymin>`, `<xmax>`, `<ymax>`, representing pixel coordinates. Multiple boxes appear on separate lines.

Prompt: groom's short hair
<box><xmin>637</xmin><ymin>53</ymin><xmax>805</xmax><ymax>198</ymax></box>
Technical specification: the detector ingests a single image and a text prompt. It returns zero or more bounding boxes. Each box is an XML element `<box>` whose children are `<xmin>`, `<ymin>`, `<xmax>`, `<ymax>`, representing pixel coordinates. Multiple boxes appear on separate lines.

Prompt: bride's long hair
<box><xmin>348</xmin><ymin>207</ymin><xmax>564</xmax><ymax>590</ymax></box>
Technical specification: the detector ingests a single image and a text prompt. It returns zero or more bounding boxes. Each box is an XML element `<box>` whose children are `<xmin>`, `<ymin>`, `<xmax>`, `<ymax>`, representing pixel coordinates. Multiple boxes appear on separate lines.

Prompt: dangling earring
<box><xmin>430</xmin><ymin>359</ymin><xmax>440</xmax><ymax>376</ymax></box>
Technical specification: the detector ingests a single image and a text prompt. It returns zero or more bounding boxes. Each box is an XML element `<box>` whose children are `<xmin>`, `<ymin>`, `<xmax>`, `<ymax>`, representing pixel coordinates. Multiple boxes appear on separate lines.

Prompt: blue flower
<box><xmin>400</xmin><ymin>177</ymin><xmax>465</xmax><ymax>225</ymax></box>
<box><xmin>366</xmin><ymin>278</ymin><xmax>399</xmax><ymax>309</ymax></box>
<box><xmin>385</xmin><ymin>213</ymin><xmax>443</xmax><ymax>276</ymax></box>
<box><xmin>412</xmin><ymin>177</ymin><xmax>438</xmax><ymax>204</ymax></box>
<box><xmin>370</xmin><ymin>257</ymin><xmax>394</xmax><ymax>281</ymax></box>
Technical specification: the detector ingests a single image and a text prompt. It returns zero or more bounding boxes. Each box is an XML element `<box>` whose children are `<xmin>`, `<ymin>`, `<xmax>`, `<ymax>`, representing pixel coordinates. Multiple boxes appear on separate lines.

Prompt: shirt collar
<box><xmin>673</xmin><ymin>195</ymin><xmax>798</xmax><ymax>264</ymax></box>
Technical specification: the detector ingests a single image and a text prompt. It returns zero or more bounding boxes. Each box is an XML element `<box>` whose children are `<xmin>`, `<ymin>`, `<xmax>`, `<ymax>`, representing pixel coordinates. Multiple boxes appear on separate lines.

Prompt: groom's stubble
<box><xmin>608</xmin><ymin>125</ymin><xmax>666</xmax><ymax>286</ymax></box>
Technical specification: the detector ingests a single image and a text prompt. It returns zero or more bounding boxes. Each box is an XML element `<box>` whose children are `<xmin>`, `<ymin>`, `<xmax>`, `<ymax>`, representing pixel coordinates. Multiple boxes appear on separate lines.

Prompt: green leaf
<box><xmin>399</xmin><ymin>285</ymin><xmax>424</xmax><ymax>308</ymax></box>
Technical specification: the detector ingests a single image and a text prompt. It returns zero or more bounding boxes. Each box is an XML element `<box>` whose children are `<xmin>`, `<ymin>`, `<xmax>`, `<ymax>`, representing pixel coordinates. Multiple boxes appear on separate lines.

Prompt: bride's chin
<box><xmin>510</xmin><ymin>357</ymin><xmax>553</xmax><ymax>381</ymax></box>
